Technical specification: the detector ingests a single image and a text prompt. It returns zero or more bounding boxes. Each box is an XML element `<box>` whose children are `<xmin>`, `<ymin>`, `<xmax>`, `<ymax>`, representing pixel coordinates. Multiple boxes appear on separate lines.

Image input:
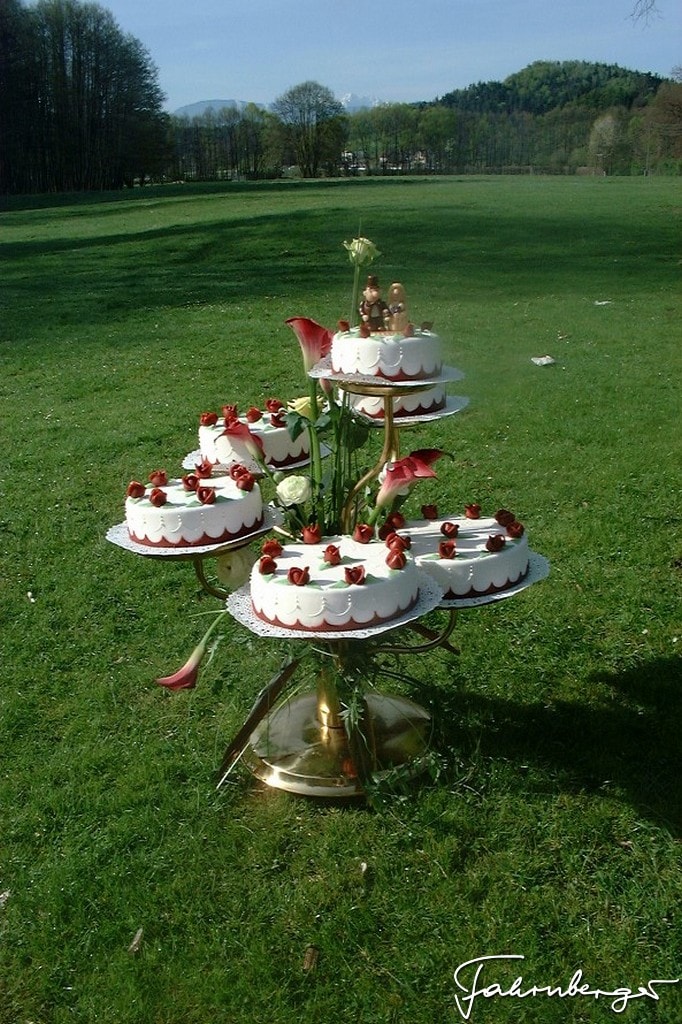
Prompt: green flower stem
<box><xmin>350</xmin><ymin>262</ymin><xmax>361</xmax><ymax>327</ymax></box>
<box><xmin>307</xmin><ymin>376</ymin><xmax>323</xmax><ymax>526</ymax></box>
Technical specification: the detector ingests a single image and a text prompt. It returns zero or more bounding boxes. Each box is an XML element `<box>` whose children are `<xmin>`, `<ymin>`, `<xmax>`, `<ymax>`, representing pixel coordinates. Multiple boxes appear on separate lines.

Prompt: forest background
<box><xmin>1</xmin><ymin>0</ymin><xmax>681</xmax><ymax>195</ymax></box>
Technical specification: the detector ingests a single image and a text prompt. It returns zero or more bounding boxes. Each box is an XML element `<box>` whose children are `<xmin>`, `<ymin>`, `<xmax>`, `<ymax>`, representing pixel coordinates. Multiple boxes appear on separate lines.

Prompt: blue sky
<box><xmin>102</xmin><ymin>0</ymin><xmax>680</xmax><ymax>111</ymax></box>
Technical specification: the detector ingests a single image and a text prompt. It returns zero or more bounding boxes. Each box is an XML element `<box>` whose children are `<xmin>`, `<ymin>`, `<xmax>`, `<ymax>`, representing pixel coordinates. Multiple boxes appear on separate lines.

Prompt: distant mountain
<box><xmin>172</xmin><ymin>99</ymin><xmax>252</xmax><ymax>117</ymax></box>
<box><xmin>338</xmin><ymin>92</ymin><xmax>385</xmax><ymax>112</ymax></box>
<box><xmin>173</xmin><ymin>93</ymin><xmax>386</xmax><ymax>117</ymax></box>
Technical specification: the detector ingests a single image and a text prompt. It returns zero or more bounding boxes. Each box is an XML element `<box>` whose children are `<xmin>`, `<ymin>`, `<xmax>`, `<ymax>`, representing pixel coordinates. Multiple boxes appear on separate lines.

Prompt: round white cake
<box><xmin>331</xmin><ymin>327</ymin><xmax>442</xmax><ymax>381</ymax></box>
<box><xmin>346</xmin><ymin>385</ymin><xmax>446</xmax><ymax>420</ymax></box>
<box><xmin>405</xmin><ymin>510</ymin><xmax>529</xmax><ymax>599</ymax></box>
<box><xmin>250</xmin><ymin>534</ymin><xmax>420</xmax><ymax>631</ymax></box>
<box><xmin>198</xmin><ymin>408</ymin><xmax>309</xmax><ymax>473</ymax></box>
<box><xmin>125</xmin><ymin>473</ymin><xmax>263</xmax><ymax>548</ymax></box>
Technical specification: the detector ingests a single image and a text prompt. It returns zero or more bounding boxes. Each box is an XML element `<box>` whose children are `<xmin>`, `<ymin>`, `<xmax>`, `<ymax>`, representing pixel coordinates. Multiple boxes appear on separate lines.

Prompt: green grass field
<box><xmin>1</xmin><ymin>176</ymin><xmax>681</xmax><ymax>1023</ymax></box>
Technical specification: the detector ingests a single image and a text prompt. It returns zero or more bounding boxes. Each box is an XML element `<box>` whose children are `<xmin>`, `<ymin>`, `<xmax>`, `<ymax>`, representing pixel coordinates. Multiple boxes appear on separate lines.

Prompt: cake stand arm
<box><xmin>215</xmin><ymin>655</ymin><xmax>303</xmax><ymax>789</ymax></box>
<box><xmin>193</xmin><ymin>557</ymin><xmax>230</xmax><ymax>600</ymax></box>
<box><xmin>373</xmin><ymin>608</ymin><xmax>459</xmax><ymax>655</ymax></box>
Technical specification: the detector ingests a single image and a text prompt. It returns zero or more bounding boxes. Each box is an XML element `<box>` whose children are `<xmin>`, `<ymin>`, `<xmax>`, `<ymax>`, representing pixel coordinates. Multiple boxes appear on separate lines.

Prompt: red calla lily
<box><xmin>155</xmin><ymin>613</ymin><xmax>225</xmax><ymax>691</ymax></box>
<box><xmin>375</xmin><ymin>450</ymin><xmax>444</xmax><ymax>508</ymax></box>
<box><xmin>286</xmin><ymin>317</ymin><xmax>333</xmax><ymax>372</ymax></box>
<box><xmin>221</xmin><ymin>419</ymin><xmax>265</xmax><ymax>462</ymax></box>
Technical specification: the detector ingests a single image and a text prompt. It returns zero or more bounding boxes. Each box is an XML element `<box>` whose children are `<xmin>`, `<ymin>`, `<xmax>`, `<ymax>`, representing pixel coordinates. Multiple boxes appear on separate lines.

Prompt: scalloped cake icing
<box><xmin>330</xmin><ymin>327</ymin><xmax>442</xmax><ymax>381</ymax></box>
<box><xmin>126</xmin><ymin>476</ymin><xmax>263</xmax><ymax>548</ymax></box>
<box><xmin>346</xmin><ymin>385</ymin><xmax>446</xmax><ymax>419</ymax></box>
<box><xmin>250</xmin><ymin>535</ymin><xmax>420</xmax><ymax>631</ymax></box>
<box><xmin>199</xmin><ymin>412</ymin><xmax>310</xmax><ymax>473</ymax></box>
<box><xmin>406</xmin><ymin>515</ymin><xmax>529</xmax><ymax>599</ymax></box>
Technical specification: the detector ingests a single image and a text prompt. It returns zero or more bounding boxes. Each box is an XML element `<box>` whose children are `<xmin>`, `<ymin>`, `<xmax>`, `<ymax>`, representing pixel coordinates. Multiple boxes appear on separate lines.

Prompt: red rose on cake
<box><xmin>148</xmin><ymin>469</ymin><xmax>168</xmax><ymax>487</ymax></box>
<box><xmin>507</xmin><ymin>520</ymin><xmax>525</xmax><ymax>539</ymax></box>
<box><xmin>197</xmin><ymin>486</ymin><xmax>216</xmax><ymax>505</ymax></box>
<box><xmin>421</xmin><ymin>504</ymin><xmax>439</xmax><ymax>520</ymax></box>
<box><xmin>495</xmin><ymin>508</ymin><xmax>516</xmax><ymax>527</ymax></box>
<box><xmin>486</xmin><ymin>534</ymin><xmax>506</xmax><ymax>552</ymax></box>
<box><xmin>287</xmin><ymin>566</ymin><xmax>310</xmax><ymax>586</ymax></box>
<box><xmin>353</xmin><ymin>523</ymin><xmax>374</xmax><ymax>544</ymax></box>
<box><xmin>438</xmin><ymin>539</ymin><xmax>457</xmax><ymax>560</ymax></box>
<box><xmin>323</xmin><ymin>544</ymin><xmax>341</xmax><ymax>566</ymax></box>
<box><xmin>259</xmin><ymin>555</ymin><xmax>278</xmax><ymax>575</ymax></box>
<box><xmin>245</xmin><ymin>406</ymin><xmax>262</xmax><ymax>423</ymax></box>
<box><xmin>465</xmin><ymin>503</ymin><xmax>481</xmax><ymax>520</ymax></box>
<box><xmin>149</xmin><ymin>487</ymin><xmax>167</xmax><ymax>507</ymax></box>
<box><xmin>200</xmin><ymin>411</ymin><xmax>218</xmax><ymax>426</ymax></box>
<box><xmin>440</xmin><ymin>521</ymin><xmax>460</xmax><ymax>539</ymax></box>
<box><xmin>386</xmin><ymin>549</ymin><xmax>407</xmax><ymax>570</ymax></box>
<box><xmin>194</xmin><ymin>458</ymin><xmax>214</xmax><ymax>479</ymax></box>
<box><xmin>126</xmin><ymin>481</ymin><xmax>145</xmax><ymax>499</ymax></box>
<box><xmin>302</xmin><ymin>524</ymin><xmax>322</xmax><ymax>545</ymax></box>
<box><xmin>344</xmin><ymin>565</ymin><xmax>366</xmax><ymax>586</ymax></box>
<box><xmin>181</xmin><ymin>474</ymin><xmax>199</xmax><ymax>492</ymax></box>
<box><xmin>262</xmin><ymin>538</ymin><xmax>283</xmax><ymax>557</ymax></box>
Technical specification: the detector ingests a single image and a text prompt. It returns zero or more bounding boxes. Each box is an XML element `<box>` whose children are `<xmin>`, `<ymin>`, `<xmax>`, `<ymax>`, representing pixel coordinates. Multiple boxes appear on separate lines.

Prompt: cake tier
<box><xmin>331</xmin><ymin>328</ymin><xmax>442</xmax><ymax>381</ymax></box>
<box><xmin>346</xmin><ymin>385</ymin><xmax>446</xmax><ymax>419</ymax></box>
<box><xmin>199</xmin><ymin>412</ymin><xmax>309</xmax><ymax>472</ymax></box>
<box><xmin>250</xmin><ymin>535</ymin><xmax>420</xmax><ymax>632</ymax></box>
<box><xmin>406</xmin><ymin>515</ymin><xmax>529</xmax><ymax>599</ymax></box>
<box><xmin>126</xmin><ymin>476</ymin><xmax>263</xmax><ymax>548</ymax></box>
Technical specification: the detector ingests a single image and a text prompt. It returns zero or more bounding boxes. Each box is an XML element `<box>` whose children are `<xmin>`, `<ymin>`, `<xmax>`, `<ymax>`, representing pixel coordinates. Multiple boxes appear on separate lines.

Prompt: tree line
<box><xmin>1</xmin><ymin>1</ymin><xmax>680</xmax><ymax>195</ymax></box>
<box><xmin>1</xmin><ymin>0</ymin><xmax>168</xmax><ymax>193</ymax></box>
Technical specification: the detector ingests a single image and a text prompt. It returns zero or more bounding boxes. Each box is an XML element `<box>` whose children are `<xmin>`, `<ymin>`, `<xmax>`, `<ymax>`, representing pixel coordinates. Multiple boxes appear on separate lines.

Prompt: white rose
<box><xmin>343</xmin><ymin>236</ymin><xmax>380</xmax><ymax>266</ymax></box>
<box><xmin>215</xmin><ymin>546</ymin><xmax>258</xmax><ymax>589</ymax></box>
<box><xmin>276</xmin><ymin>475</ymin><xmax>312</xmax><ymax>508</ymax></box>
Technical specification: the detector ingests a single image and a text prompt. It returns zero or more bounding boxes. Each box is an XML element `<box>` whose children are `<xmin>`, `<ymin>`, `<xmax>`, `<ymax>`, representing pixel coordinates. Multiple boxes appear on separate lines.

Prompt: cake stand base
<box><xmin>243</xmin><ymin>691</ymin><xmax>431</xmax><ymax>798</ymax></box>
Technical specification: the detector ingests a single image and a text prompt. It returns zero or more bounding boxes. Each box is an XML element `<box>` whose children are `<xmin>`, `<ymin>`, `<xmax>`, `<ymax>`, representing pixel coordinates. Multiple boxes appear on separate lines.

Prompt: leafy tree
<box><xmin>271</xmin><ymin>80</ymin><xmax>346</xmax><ymax>177</ymax></box>
<box><xmin>1</xmin><ymin>0</ymin><xmax>166</xmax><ymax>193</ymax></box>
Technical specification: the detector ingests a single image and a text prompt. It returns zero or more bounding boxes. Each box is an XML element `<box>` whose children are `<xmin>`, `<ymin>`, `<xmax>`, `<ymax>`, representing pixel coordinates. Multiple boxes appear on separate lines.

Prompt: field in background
<box><xmin>1</xmin><ymin>177</ymin><xmax>680</xmax><ymax>1023</ymax></box>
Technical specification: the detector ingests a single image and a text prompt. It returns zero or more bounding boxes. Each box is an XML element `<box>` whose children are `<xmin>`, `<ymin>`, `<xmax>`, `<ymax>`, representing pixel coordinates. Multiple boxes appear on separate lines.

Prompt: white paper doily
<box><xmin>436</xmin><ymin>551</ymin><xmax>550</xmax><ymax>609</ymax></box>
<box><xmin>226</xmin><ymin>571</ymin><xmax>445</xmax><ymax>640</ymax></box>
<box><xmin>105</xmin><ymin>507</ymin><xmax>282</xmax><ymax>560</ymax></box>
<box><xmin>308</xmin><ymin>357</ymin><xmax>464</xmax><ymax>388</ymax></box>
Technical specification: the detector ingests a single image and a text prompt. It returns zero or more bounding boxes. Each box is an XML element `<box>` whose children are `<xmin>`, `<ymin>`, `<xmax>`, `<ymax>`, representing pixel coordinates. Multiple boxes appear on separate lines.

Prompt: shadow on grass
<box><xmin>423</xmin><ymin>655</ymin><xmax>682</xmax><ymax>835</ymax></box>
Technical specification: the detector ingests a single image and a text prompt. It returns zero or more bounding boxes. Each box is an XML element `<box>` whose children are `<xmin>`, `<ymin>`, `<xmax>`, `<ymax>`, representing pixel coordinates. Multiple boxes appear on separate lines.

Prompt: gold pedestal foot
<box><xmin>243</xmin><ymin>691</ymin><xmax>431</xmax><ymax>798</ymax></box>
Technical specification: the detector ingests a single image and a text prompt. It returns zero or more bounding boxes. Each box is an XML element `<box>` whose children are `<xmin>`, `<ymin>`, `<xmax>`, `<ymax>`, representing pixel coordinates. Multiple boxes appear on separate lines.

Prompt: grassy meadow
<box><xmin>1</xmin><ymin>176</ymin><xmax>681</xmax><ymax>1023</ymax></box>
